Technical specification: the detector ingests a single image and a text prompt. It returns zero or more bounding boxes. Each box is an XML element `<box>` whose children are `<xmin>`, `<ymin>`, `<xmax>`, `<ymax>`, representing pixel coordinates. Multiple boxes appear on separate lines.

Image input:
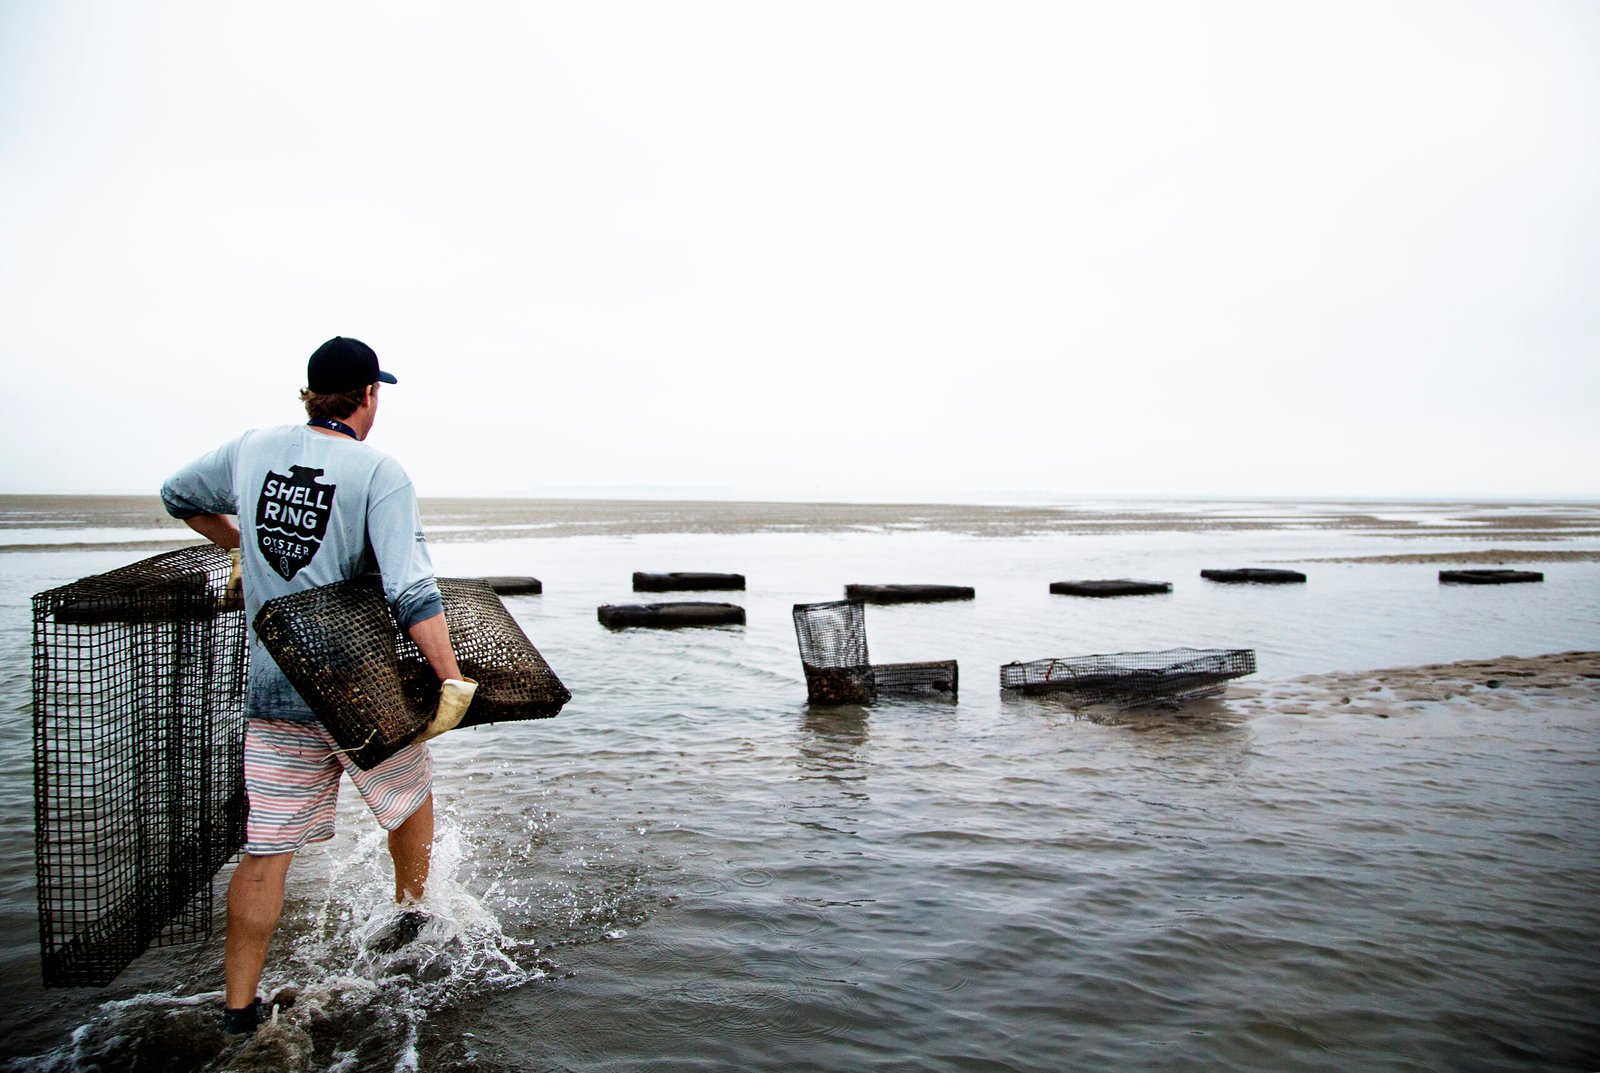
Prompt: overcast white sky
<box><xmin>1</xmin><ymin>1</ymin><xmax>1596</xmax><ymax>502</ymax></box>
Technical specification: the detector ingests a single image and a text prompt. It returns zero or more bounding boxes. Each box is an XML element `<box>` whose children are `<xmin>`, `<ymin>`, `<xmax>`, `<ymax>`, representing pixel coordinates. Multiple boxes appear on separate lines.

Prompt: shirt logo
<box><xmin>255</xmin><ymin>465</ymin><xmax>337</xmax><ymax>581</ymax></box>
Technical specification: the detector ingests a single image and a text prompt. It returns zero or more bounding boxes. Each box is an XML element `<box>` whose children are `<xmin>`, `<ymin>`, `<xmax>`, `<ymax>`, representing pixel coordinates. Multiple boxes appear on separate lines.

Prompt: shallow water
<box><xmin>1</xmin><ymin>498</ymin><xmax>1597</xmax><ymax>1071</ymax></box>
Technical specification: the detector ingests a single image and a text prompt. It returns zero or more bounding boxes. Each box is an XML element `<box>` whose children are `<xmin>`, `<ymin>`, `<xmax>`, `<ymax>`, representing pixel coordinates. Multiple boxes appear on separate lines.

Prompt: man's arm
<box><xmin>367</xmin><ymin>462</ymin><xmax>464</xmax><ymax>685</ymax></box>
<box><xmin>184</xmin><ymin>514</ymin><xmax>241</xmax><ymax>550</ymax></box>
<box><xmin>407</xmin><ymin>611</ymin><xmax>463</xmax><ymax>683</ymax></box>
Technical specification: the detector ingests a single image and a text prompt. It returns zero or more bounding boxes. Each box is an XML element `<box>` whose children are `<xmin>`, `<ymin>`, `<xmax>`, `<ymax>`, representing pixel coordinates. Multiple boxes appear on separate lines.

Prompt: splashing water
<box><xmin>6</xmin><ymin>818</ymin><xmax>544</xmax><ymax>1073</ymax></box>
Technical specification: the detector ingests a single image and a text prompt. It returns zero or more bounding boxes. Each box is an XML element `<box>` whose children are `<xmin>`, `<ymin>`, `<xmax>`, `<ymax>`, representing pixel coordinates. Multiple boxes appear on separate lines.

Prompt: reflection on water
<box><xmin>796</xmin><ymin>705</ymin><xmax>871</xmax><ymax>774</ymax></box>
<box><xmin>2</xmin><ymin>502</ymin><xmax>1597</xmax><ymax>1071</ymax></box>
<box><xmin>1000</xmin><ymin>687</ymin><xmax>1251</xmax><ymax>734</ymax></box>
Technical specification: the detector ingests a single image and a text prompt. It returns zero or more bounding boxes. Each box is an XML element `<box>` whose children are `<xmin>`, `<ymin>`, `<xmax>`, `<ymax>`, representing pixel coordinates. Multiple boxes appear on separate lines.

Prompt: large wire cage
<box><xmin>32</xmin><ymin>545</ymin><xmax>248</xmax><ymax>988</ymax></box>
<box><xmin>792</xmin><ymin>600</ymin><xmax>958</xmax><ymax>704</ymax></box>
<box><xmin>255</xmin><ymin>577</ymin><xmax>571</xmax><ymax>771</ymax></box>
<box><xmin>1000</xmin><ymin>648</ymin><xmax>1256</xmax><ymax>708</ymax></box>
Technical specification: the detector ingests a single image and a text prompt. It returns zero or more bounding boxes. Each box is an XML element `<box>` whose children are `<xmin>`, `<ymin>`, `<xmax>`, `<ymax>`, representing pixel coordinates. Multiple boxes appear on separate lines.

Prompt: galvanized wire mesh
<box><xmin>792</xmin><ymin>600</ymin><xmax>959</xmax><ymax>704</ymax></box>
<box><xmin>32</xmin><ymin>545</ymin><xmax>247</xmax><ymax>988</ymax></box>
<box><xmin>873</xmin><ymin>660</ymin><xmax>959</xmax><ymax>699</ymax></box>
<box><xmin>999</xmin><ymin>648</ymin><xmax>1255</xmax><ymax>707</ymax></box>
<box><xmin>255</xmin><ymin>577</ymin><xmax>570</xmax><ymax>770</ymax></box>
<box><xmin>793</xmin><ymin>600</ymin><xmax>874</xmax><ymax>702</ymax></box>
<box><xmin>793</xmin><ymin>600</ymin><xmax>870</xmax><ymax>669</ymax></box>
<box><xmin>799</xmin><ymin>665</ymin><xmax>877</xmax><ymax>704</ymax></box>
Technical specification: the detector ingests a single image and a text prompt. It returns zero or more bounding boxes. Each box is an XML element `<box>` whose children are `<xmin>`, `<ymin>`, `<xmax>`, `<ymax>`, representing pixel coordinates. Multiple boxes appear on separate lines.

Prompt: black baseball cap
<box><xmin>307</xmin><ymin>337</ymin><xmax>398</xmax><ymax>393</ymax></box>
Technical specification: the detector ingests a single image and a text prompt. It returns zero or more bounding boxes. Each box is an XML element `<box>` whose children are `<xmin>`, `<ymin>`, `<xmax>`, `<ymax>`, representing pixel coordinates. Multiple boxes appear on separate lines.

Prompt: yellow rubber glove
<box><xmin>216</xmin><ymin>548</ymin><xmax>244</xmax><ymax>610</ymax></box>
<box><xmin>416</xmin><ymin>677</ymin><xmax>477</xmax><ymax>742</ymax></box>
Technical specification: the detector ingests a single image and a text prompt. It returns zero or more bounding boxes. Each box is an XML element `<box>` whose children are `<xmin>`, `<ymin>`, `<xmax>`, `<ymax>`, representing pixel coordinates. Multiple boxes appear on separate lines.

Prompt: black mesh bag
<box><xmin>792</xmin><ymin>599</ymin><xmax>959</xmax><ymax>704</ymax></box>
<box><xmin>793</xmin><ymin>599</ymin><xmax>874</xmax><ymax>703</ymax></box>
<box><xmin>871</xmin><ymin>660</ymin><xmax>959</xmax><ymax>698</ymax></box>
<box><xmin>255</xmin><ymin>577</ymin><xmax>570</xmax><ymax>770</ymax></box>
<box><xmin>1000</xmin><ymin>647</ymin><xmax>1255</xmax><ymax>707</ymax></box>
<box><xmin>32</xmin><ymin>544</ymin><xmax>247</xmax><ymax>987</ymax></box>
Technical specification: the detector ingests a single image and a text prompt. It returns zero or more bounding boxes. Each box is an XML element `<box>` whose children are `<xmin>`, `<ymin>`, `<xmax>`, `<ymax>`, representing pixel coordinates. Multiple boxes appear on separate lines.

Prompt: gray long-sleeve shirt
<box><xmin>161</xmin><ymin>424</ymin><xmax>444</xmax><ymax>721</ymax></box>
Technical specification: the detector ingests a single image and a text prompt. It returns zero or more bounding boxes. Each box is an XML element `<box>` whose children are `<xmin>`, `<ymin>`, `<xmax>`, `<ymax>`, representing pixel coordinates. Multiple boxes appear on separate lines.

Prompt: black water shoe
<box><xmin>222</xmin><ymin>999</ymin><xmax>262</xmax><ymax>1036</ymax></box>
<box><xmin>368</xmin><ymin>909</ymin><xmax>430</xmax><ymax>954</ymax></box>
<box><xmin>222</xmin><ymin>988</ymin><xmax>297</xmax><ymax>1036</ymax></box>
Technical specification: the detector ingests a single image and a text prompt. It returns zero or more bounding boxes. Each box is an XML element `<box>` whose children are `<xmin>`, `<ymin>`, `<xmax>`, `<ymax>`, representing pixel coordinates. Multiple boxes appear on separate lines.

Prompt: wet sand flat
<box><xmin>1228</xmin><ymin>650</ymin><xmax>1600</xmax><ymax>719</ymax></box>
<box><xmin>4</xmin><ymin>494</ymin><xmax>1596</xmax><ymax>548</ymax></box>
<box><xmin>1294</xmin><ymin>548</ymin><xmax>1600</xmax><ymax>564</ymax></box>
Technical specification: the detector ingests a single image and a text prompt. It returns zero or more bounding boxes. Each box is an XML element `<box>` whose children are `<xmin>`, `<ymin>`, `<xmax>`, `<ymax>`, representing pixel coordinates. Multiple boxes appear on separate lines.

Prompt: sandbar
<box><xmin>1227</xmin><ymin>651</ymin><xmax>1600</xmax><ymax>720</ymax></box>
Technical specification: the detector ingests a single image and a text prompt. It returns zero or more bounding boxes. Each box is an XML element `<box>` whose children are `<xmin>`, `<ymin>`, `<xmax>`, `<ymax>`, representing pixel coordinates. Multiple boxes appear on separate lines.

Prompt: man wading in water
<box><xmin>162</xmin><ymin>337</ymin><xmax>476</xmax><ymax>1035</ymax></box>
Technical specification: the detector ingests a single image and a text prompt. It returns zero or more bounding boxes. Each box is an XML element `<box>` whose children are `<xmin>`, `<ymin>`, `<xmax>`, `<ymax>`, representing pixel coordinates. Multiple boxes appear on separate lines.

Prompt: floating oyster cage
<box><xmin>32</xmin><ymin>545</ymin><xmax>247</xmax><ymax>987</ymax></box>
<box><xmin>1050</xmin><ymin>579</ymin><xmax>1172</xmax><ymax>597</ymax></box>
<box><xmin>1201</xmin><ymin>568</ymin><xmax>1306</xmax><ymax>584</ymax></box>
<box><xmin>844</xmin><ymin>583</ymin><xmax>974</xmax><ymax>604</ymax></box>
<box><xmin>598</xmin><ymin>601</ymin><xmax>747</xmax><ymax>628</ymax></box>
<box><xmin>793</xmin><ymin>599</ymin><xmax>958</xmax><ymax>704</ymax></box>
<box><xmin>1439</xmin><ymin>569</ymin><xmax>1543</xmax><ymax>584</ymax></box>
<box><xmin>256</xmin><ymin>577</ymin><xmax>571</xmax><ymax>771</ymax></box>
<box><xmin>1000</xmin><ymin>647</ymin><xmax>1256</xmax><ymax>707</ymax></box>
<box><xmin>479</xmin><ymin>575</ymin><xmax>543</xmax><ymax>595</ymax></box>
<box><xmin>633</xmin><ymin>572</ymin><xmax>746</xmax><ymax>592</ymax></box>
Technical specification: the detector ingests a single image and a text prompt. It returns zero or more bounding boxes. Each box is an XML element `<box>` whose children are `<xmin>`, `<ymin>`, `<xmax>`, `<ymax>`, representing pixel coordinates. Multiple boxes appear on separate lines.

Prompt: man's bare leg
<box><xmin>388</xmin><ymin>792</ymin><xmax>434</xmax><ymax>903</ymax></box>
<box><xmin>224</xmin><ymin>852</ymin><xmax>295</xmax><ymax>1010</ymax></box>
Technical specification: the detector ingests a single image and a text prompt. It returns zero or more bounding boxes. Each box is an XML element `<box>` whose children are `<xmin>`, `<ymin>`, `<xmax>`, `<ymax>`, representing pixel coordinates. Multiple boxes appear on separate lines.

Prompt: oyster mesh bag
<box><xmin>792</xmin><ymin>599</ymin><xmax>958</xmax><ymax>704</ymax></box>
<box><xmin>1000</xmin><ymin>647</ymin><xmax>1255</xmax><ymax>707</ymax></box>
<box><xmin>32</xmin><ymin>544</ymin><xmax>247</xmax><ymax>987</ymax></box>
<box><xmin>255</xmin><ymin>577</ymin><xmax>570</xmax><ymax>769</ymax></box>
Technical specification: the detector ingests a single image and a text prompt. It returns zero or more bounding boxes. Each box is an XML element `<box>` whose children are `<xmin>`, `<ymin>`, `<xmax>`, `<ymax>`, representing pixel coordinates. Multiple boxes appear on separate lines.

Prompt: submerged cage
<box><xmin>598</xmin><ymin>601</ymin><xmax>747</xmax><ymax>628</ymax></box>
<box><xmin>1439</xmin><ymin>569</ymin><xmax>1543</xmax><ymax>584</ymax></box>
<box><xmin>256</xmin><ymin>577</ymin><xmax>571</xmax><ymax>771</ymax></box>
<box><xmin>871</xmin><ymin>659</ymin><xmax>960</xmax><ymax>699</ymax></box>
<box><xmin>1000</xmin><ymin>647</ymin><xmax>1255</xmax><ymax>708</ymax></box>
<box><xmin>32</xmin><ymin>545</ymin><xmax>248</xmax><ymax>988</ymax></box>
<box><xmin>1201</xmin><ymin>568</ymin><xmax>1306</xmax><ymax>584</ymax></box>
<box><xmin>632</xmin><ymin>572</ymin><xmax>746</xmax><ymax>592</ymax></box>
<box><xmin>793</xmin><ymin>599</ymin><xmax>874</xmax><ymax>703</ymax></box>
<box><xmin>1050</xmin><ymin>579</ymin><xmax>1172</xmax><ymax>597</ymax></box>
<box><xmin>479</xmin><ymin>576</ymin><xmax>543</xmax><ymax>595</ymax></box>
<box><xmin>843</xmin><ymin>584</ymin><xmax>974</xmax><ymax>604</ymax></box>
<box><xmin>792</xmin><ymin>599</ymin><xmax>958</xmax><ymax>704</ymax></box>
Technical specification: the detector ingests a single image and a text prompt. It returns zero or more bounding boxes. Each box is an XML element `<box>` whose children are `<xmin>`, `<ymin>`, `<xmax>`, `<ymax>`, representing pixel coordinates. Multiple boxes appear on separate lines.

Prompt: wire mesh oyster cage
<box><xmin>255</xmin><ymin>577</ymin><xmax>571</xmax><ymax>771</ymax></box>
<box><xmin>792</xmin><ymin>599</ymin><xmax>958</xmax><ymax>704</ymax></box>
<box><xmin>999</xmin><ymin>647</ymin><xmax>1256</xmax><ymax>708</ymax></box>
<box><xmin>32</xmin><ymin>544</ymin><xmax>248</xmax><ymax>987</ymax></box>
<box><xmin>870</xmin><ymin>659</ymin><xmax>959</xmax><ymax>699</ymax></box>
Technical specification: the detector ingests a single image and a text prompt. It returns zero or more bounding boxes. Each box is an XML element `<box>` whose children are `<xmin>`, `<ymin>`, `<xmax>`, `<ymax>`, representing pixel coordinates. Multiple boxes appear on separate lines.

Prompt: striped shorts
<box><xmin>243</xmin><ymin>718</ymin><xmax>433</xmax><ymax>855</ymax></box>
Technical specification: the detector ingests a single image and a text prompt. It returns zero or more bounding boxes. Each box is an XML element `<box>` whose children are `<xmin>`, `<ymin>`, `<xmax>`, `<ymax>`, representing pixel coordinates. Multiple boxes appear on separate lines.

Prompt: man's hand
<box><xmin>417</xmin><ymin>678</ymin><xmax>477</xmax><ymax>742</ymax></box>
<box><xmin>217</xmin><ymin>548</ymin><xmax>244</xmax><ymax>610</ymax></box>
